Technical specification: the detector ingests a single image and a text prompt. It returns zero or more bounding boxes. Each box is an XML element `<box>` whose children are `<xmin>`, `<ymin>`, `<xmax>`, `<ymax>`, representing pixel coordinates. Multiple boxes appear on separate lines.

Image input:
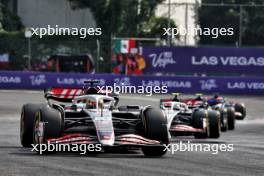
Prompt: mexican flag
<box><xmin>115</xmin><ymin>39</ymin><xmax>136</xmax><ymax>54</ymax></box>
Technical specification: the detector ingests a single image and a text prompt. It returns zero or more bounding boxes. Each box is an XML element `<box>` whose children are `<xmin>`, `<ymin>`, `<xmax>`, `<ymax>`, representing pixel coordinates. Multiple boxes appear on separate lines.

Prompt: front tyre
<box><xmin>33</xmin><ymin>105</ymin><xmax>63</xmax><ymax>145</ymax></box>
<box><xmin>141</xmin><ymin>146</ymin><xmax>167</xmax><ymax>157</ymax></box>
<box><xmin>20</xmin><ymin>104</ymin><xmax>44</xmax><ymax>147</ymax></box>
<box><xmin>235</xmin><ymin>103</ymin><xmax>246</xmax><ymax>120</ymax></box>
<box><xmin>220</xmin><ymin>109</ymin><xmax>228</xmax><ymax>132</ymax></box>
<box><xmin>192</xmin><ymin>109</ymin><xmax>207</xmax><ymax>139</ymax></box>
<box><xmin>227</xmin><ymin>108</ymin><xmax>235</xmax><ymax>130</ymax></box>
<box><xmin>208</xmin><ymin>111</ymin><xmax>221</xmax><ymax>138</ymax></box>
<box><xmin>141</xmin><ymin>107</ymin><xmax>168</xmax><ymax>157</ymax></box>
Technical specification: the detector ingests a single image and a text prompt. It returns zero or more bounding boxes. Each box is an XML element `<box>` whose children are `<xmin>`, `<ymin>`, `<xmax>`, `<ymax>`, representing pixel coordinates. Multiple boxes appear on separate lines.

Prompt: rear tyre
<box><xmin>227</xmin><ymin>108</ymin><xmax>235</xmax><ymax>130</ymax></box>
<box><xmin>234</xmin><ymin>103</ymin><xmax>246</xmax><ymax>120</ymax></box>
<box><xmin>20</xmin><ymin>104</ymin><xmax>44</xmax><ymax>147</ymax></box>
<box><xmin>207</xmin><ymin>111</ymin><xmax>221</xmax><ymax>138</ymax></box>
<box><xmin>141</xmin><ymin>107</ymin><xmax>168</xmax><ymax>157</ymax></box>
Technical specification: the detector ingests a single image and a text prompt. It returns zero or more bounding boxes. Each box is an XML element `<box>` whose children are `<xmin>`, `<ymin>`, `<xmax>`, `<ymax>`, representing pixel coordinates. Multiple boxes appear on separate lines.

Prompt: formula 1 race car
<box><xmin>207</xmin><ymin>94</ymin><xmax>246</xmax><ymax>120</ymax></box>
<box><xmin>20</xmin><ymin>80</ymin><xmax>169</xmax><ymax>157</ymax></box>
<box><xmin>160</xmin><ymin>96</ymin><xmax>221</xmax><ymax>139</ymax></box>
<box><xmin>179</xmin><ymin>93</ymin><xmax>236</xmax><ymax>131</ymax></box>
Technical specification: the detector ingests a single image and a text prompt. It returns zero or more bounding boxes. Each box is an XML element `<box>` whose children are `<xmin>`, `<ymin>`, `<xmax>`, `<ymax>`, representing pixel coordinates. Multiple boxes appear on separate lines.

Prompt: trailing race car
<box><xmin>180</xmin><ymin>93</ymin><xmax>236</xmax><ymax>131</ymax></box>
<box><xmin>207</xmin><ymin>94</ymin><xmax>246</xmax><ymax>120</ymax></box>
<box><xmin>160</xmin><ymin>95</ymin><xmax>221</xmax><ymax>139</ymax></box>
<box><xmin>20</xmin><ymin>80</ymin><xmax>169</xmax><ymax>157</ymax></box>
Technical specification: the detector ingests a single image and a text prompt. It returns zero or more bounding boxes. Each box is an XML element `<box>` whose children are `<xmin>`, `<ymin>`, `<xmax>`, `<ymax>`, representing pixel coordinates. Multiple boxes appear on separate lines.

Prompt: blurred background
<box><xmin>0</xmin><ymin>0</ymin><xmax>264</xmax><ymax>93</ymax></box>
<box><xmin>0</xmin><ymin>0</ymin><xmax>263</xmax><ymax>72</ymax></box>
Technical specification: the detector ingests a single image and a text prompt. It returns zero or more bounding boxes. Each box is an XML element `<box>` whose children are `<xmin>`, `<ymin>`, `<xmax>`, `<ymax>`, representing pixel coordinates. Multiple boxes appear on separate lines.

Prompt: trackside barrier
<box><xmin>142</xmin><ymin>47</ymin><xmax>264</xmax><ymax>75</ymax></box>
<box><xmin>0</xmin><ymin>71</ymin><xmax>264</xmax><ymax>94</ymax></box>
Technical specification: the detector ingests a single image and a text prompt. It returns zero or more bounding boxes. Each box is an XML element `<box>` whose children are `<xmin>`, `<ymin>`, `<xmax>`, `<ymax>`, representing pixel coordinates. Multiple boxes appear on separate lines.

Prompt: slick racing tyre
<box><xmin>192</xmin><ymin>109</ymin><xmax>207</xmax><ymax>139</ymax></box>
<box><xmin>192</xmin><ymin>109</ymin><xmax>206</xmax><ymax>129</ymax></box>
<box><xmin>207</xmin><ymin>111</ymin><xmax>221</xmax><ymax>138</ymax></box>
<box><xmin>227</xmin><ymin>108</ymin><xmax>235</xmax><ymax>130</ymax></box>
<box><xmin>20</xmin><ymin>103</ymin><xmax>44</xmax><ymax>147</ymax></box>
<box><xmin>33</xmin><ymin>105</ymin><xmax>63</xmax><ymax>145</ymax></box>
<box><xmin>192</xmin><ymin>110</ymin><xmax>220</xmax><ymax>139</ymax></box>
<box><xmin>220</xmin><ymin>109</ymin><xmax>228</xmax><ymax>132</ymax></box>
<box><xmin>141</xmin><ymin>107</ymin><xmax>168</xmax><ymax>157</ymax></box>
<box><xmin>234</xmin><ymin>103</ymin><xmax>246</xmax><ymax>120</ymax></box>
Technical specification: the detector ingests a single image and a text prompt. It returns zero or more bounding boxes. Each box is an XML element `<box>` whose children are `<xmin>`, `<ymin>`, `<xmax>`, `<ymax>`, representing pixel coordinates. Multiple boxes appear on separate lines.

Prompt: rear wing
<box><xmin>181</xmin><ymin>98</ymin><xmax>206</xmax><ymax>109</ymax></box>
<box><xmin>44</xmin><ymin>87</ymin><xmax>115</xmax><ymax>103</ymax></box>
<box><xmin>45</xmin><ymin>88</ymin><xmax>83</xmax><ymax>102</ymax></box>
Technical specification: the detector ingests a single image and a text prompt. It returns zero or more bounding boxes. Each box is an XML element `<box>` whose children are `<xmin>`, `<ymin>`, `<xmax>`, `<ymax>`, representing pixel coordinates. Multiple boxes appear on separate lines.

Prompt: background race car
<box><xmin>179</xmin><ymin>93</ymin><xmax>241</xmax><ymax>132</ymax></box>
<box><xmin>160</xmin><ymin>96</ymin><xmax>221</xmax><ymax>139</ymax></box>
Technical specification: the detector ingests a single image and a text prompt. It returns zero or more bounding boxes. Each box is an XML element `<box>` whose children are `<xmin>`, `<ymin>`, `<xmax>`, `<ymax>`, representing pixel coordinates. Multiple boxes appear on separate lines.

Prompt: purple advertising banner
<box><xmin>141</xmin><ymin>47</ymin><xmax>264</xmax><ymax>75</ymax></box>
<box><xmin>0</xmin><ymin>71</ymin><xmax>264</xmax><ymax>94</ymax></box>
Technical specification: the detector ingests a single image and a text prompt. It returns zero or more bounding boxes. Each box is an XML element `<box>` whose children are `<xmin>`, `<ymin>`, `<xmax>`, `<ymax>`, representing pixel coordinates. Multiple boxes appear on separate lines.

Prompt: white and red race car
<box><xmin>160</xmin><ymin>98</ymin><xmax>221</xmax><ymax>139</ymax></box>
<box><xmin>20</xmin><ymin>80</ymin><xmax>169</xmax><ymax>157</ymax></box>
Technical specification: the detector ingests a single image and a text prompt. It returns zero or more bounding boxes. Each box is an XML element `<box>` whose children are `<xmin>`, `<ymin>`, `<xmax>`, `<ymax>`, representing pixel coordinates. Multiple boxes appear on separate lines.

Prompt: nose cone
<box><xmin>95</xmin><ymin>119</ymin><xmax>115</xmax><ymax>146</ymax></box>
<box><xmin>98</xmin><ymin>132</ymin><xmax>115</xmax><ymax>146</ymax></box>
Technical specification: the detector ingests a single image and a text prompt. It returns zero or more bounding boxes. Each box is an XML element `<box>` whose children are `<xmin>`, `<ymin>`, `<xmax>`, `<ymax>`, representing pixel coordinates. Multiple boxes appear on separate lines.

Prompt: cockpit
<box><xmin>72</xmin><ymin>95</ymin><xmax>115</xmax><ymax>111</ymax></box>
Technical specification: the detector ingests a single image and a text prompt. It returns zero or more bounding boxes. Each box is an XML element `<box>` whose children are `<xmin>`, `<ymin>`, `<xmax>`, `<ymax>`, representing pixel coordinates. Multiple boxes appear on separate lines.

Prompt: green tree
<box><xmin>0</xmin><ymin>1</ymin><xmax>23</xmax><ymax>31</ymax></box>
<box><xmin>199</xmin><ymin>0</ymin><xmax>264</xmax><ymax>46</ymax></box>
<box><xmin>69</xmin><ymin>0</ymin><xmax>165</xmax><ymax>37</ymax></box>
<box><xmin>0</xmin><ymin>1</ymin><xmax>24</xmax><ymax>70</ymax></box>
<box><xmin>68</xmin><ymin>0</ymin><xmax>170</xmax><ymax>72</ymax></box>
<box><xmin>142</xmin><ymin>17</ymin><xmax>177</xmax><ymax>39</ymax></box>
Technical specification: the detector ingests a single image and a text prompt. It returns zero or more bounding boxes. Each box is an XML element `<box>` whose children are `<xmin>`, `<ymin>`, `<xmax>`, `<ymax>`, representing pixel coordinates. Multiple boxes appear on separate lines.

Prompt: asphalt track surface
<box><xmin>0</xmin><ymin>90</ymin><xmax>263</xmax><ymax>176</ymax></box>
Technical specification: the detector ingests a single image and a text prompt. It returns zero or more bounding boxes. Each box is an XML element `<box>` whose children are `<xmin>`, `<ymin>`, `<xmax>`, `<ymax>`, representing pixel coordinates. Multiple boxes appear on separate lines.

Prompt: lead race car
<box><xmin>160</xmin><ymin>93</ymin><xmax>221</xmax><ymax>139</ymax></box>
<box><xmin>20</xmin><ymin>80</ymin><xmax>169</xmax><ymax>157</ymax></box>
